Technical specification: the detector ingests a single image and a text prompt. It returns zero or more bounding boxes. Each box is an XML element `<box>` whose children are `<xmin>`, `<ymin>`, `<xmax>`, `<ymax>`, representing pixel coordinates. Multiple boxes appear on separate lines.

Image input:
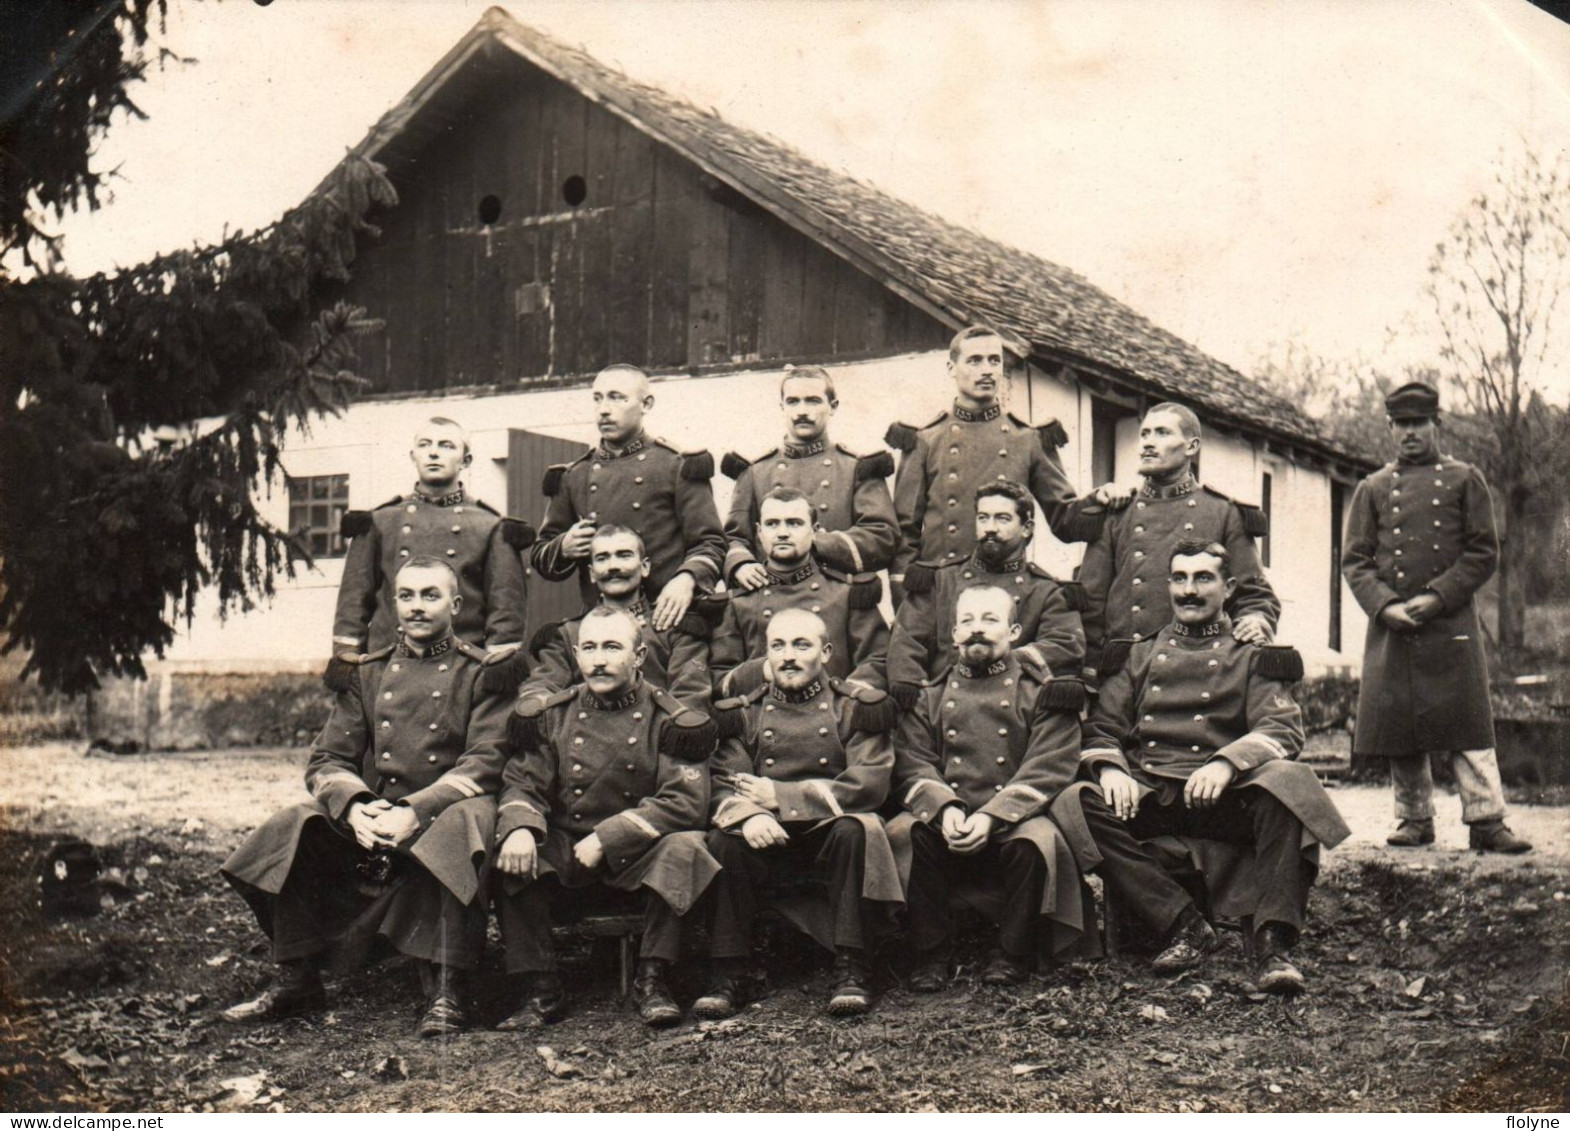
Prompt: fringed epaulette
<box><xmin>890</xmin><ymin>681</ymin><xmax>922</xmax><ymax>712</ymax></box>
<box><xmin>853</xmin><ymin>450</ymin><xmax>894</xmax><ymax>482</ymax></box>
<box><xmin>508</xmin><ymin>686</ymin><xmax>575</xmax><ymax>751</ymax></box>
<box><xmin>832</xmin><ymin>680</ymin><xmax>897</xmax><ymax>733</ymax></box>
<box><xmin>322</xmin><ymin>644</ymin><xmax>395</xmax><ymax>694</ymax></box>
<box><xmin>475</xmin><ymin>644</ymin><xmax>530</xmax><ymax>699</ymax></box>
<box><xmin>902</xmin><ymin>563</ymin><xmax>936</xmax><ymax>595</ymax></box>
<box><xmin>679</xmin><ymin>449</ymin><xmax>715</xmax><ymax>482</ymax></box>
<box><xmin>711</xmin><ymin>685</ymin><xmax>767</xmax><ymax>741</ymax></box>
<box><xmin>1035</xmin><ymin>677</ymin><xmax>1087</xmax><ymax>715</ymax></box>
<box><xmin>883</xmin><ymin>421</ymin><xmax>919</xmax><ymax>453</ymax></box>
<box><xmin>1237</xmin><ymin>503</ymin><xmax>1269</xmax><ymax>538</ymax></box>
<box><xmin>1035</xmin><ymin>418</ymin><xmax>1069</xmax><ymax>451</ymax></box>
<box><xmin>1098</xmin><ymin>638</ymin><xmax>1134</xmax><ymax>678</ymax></box>
<box><xmin>1253</xmin><ymin>644</ymin><xmax>1304</xmax><ymax>684</ymax></box>
<box><xmin>499</xmin><ymin>517</ymin><xmax>536</xmax><ymax>549</ymax></box>
<box><xmin>1059</xmin><ymin>579</ymin><xmax>1087</xmax><ymax>612</ymax></box>
<box><xmin>654</xmin><ymin>688</ymin><xmax>718</xmax><ymax>762</ymax></box>
<box><xmin>676</xmin><ymin>610</ymin><xmax>712</xmax><ymax>640</ymax></box>
<box><xmin>542</xmin><ymin>464</ymin><xmax>568</xmax><ymax>498</ymax></box>
<box><xmin>1060</xmin><ymin>507</ymin><xmax>1107</xmax><ymax>543</ymax></box>
<box><xmin>694</xmin><ymin>592</ymin><xmax>731</xmax><ymax>628</ymax></box>
<box><xmin>720</xmin><ymin>451</ymin><xmax>752</xmax><ymax>480</ymax></box>
<box><xmin>847</xmin><ymin>573</ymin><xmax>883</xmax><ymax>609</ymax></box>
<box><xmin>340</xmin><ymin>510</ymin><xmax>373</xmax><ymax>540</ymax></box>
<box><xmin>530</xmin><ymin>619</ymin><xmax>567</xmax><ymax>654</ymax></box>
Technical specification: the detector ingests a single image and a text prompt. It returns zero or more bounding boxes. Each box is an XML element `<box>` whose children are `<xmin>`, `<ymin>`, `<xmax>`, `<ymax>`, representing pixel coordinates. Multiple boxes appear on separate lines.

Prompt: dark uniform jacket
<box><xmin>497</xmin><ymin>680</ymin><xmax>714</xmax><ymax>876</ymax></box>
<box><xmin>709</xmin><ymin>560</ymin><xmax>890</xmax><ymax>696</ymax></box>
<box><xmin>886</xmin><ymin>403</ymin><xmax>1097</xmax><ymax>582</ymax></box>
<box><xmin>1077</xmin><ymin>472</ymin><xmax>1279</xmax><ymax>675</ymax></box>
<box><xmin>332</xmin><ymin>488</ymin><xmax>531</xmax><ymax>655</ymax></box>
<box><xmin>531</xmin><ymin>432</ymin><xmax>726</xmax><ymax>607</ymax></box>
<box><xmin>1342</xmin><ymin>455</ymin><xmax>1499</xmax><ymax>757</ymax></box>
<box><xmin>720</xmin><ymin>437</ymin><xmax>899</xmax><ymax>580</ymax></box>
<box><xmin>519</xmin><ymin>598</ymin><xmax>712</xmax><ymax>713</ymax></box>
<box><xmin>886</xmin><ymin>551</ymin><xmax>1086</xmax><ymax>697</ymax></box>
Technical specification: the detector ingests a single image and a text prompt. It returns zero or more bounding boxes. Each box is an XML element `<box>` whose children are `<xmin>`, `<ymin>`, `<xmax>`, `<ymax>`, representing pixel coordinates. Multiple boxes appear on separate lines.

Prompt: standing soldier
<box><xmin>887</xmin><ymin>479</ymin><xmax>1084</xmax><ymax>708</ymax></box>
<box><xmin>710</xmin><ymin>488</ymin><xmax>890</xmax><ymax>697</ymax></box>
<box><xmin>885</xmin><ymin>325</ymin><xmax>1105</xmax><ymax>599</ymax></box>
<box><xmin>697</xmin><ymin>609</ymin><xmax>903</xmax><ymax>1018</ymax></box>
<box><xmin>721</xmin><ymin>366</ymin><xmax>899</xmax><ymax>587</ymax></box>
<box><xmin>531</xmin><ymin>365</ymin><xmax>727</xmax><ymax>631</ymax></box>
<box><xmin>329</xmin><ymin>417</ymin><xmax>533</xmax><ymax>692</ymax></box>
<box><xmin>222</xmin><ymin>558</ymin><xmax>512</xmax><ymax>1037</ymax></box>
<box><xmin>1342</xmin><ymin>382</ymin><xmax>1530</xmax><ymax>853</ymax></box>
<box><xmin>493</xmin><ymin>608</ymin><xmax>720</xmax><ymax>1029</ymax></box>
<box><xmin>521</xmin><ymin>525</ymin><xmax>713</xmax><ymax>712</ymax></box>
<box><xmin>1077</xmin><ymin>403</ymin><xmax>1279</xmax><ymax>678</ymax></box>
<box><xmin>895</xmin><ymin>584</ymin><xmax>1090</xmax><ymax>989</ymax></box>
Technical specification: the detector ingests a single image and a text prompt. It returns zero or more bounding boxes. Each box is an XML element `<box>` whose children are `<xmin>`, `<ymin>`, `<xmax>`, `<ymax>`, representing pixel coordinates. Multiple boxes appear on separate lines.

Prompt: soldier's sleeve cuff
<box><xmin>978</xmin><ymin>782</ymin><xmax>1048</xmax><ymax>826</ymax></box>
<box><xmin>595</xmin><ymin>811</ymin><xmax>661</xmax><ymax>865</ymax></box>
<box><xmin>496</xmin><ymin>799</ymin><xmax>548</xmax><ymax>843</ymax></box>
<box><xmin>401</xmin><ymin>783</ymin><xmax>464</xmax><ymax>828</ymax></box>
<box><xmin>901</xmin><ymin>778</ymin><xmax>960</xmax><ymax>824</ymax></box>
<box><xmin>1213</xmin><ymin>733</ymin><xmax>1288</xmax><ymax>773</ymax></box>
<box><xmin>714</xmin><ymin>794</ymin><xmax>768</xmax><ymax>829</ymax></box>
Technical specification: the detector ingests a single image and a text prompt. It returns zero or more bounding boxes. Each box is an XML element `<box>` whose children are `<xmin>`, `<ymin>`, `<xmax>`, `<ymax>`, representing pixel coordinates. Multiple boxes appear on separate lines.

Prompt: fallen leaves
<box><xmin>372</xmin><ymin>1056</ymin><xmax>408</xmax><ymax>1082</ymax></box>
<box><xmin>536</xmin><ymin>1046</ymin><xmax>583</xmax><ymax>1079</ymax></box>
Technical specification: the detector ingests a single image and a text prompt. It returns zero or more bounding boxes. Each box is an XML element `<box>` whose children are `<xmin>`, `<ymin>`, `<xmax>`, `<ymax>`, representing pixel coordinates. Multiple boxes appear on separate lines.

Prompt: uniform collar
<box><xmin>397</xmin><ymin>633</ymin><xmax>453</xmax><ymax>658</ymax></box>
<box><xmin>1170</xmin><ymin>614</ymin><xmax>1231</xmax><ymax>638</ymax></box>
<box><xmin>969</xmin><ymin>548</ymin><xmax>1026</xmax><ymax>575</ymax></box>
<box><xmin>411</xmin><ymin>485</ymin><xmax>465</xmax><ymax>507</ymax></box>
<box><xmin>783</xmin><ymin>437</ymin><xmax>828</xmax><ymax>459</ymax></box>
<box><xmin>957</xmin><ymin>656</ymin><xmax>1012</xmax><ymax>679</ymax></box>
<box><xmin>1137</xmin><ymin>470</ymin><xmax>1197</xmax><ymax>500</ymax></box>
<box><xmin>586</xmin><ymin>681</ymin><xmax>643</xmax><ymax>711</ymax></box>
<box><xmin>599</xmin><ymin>596</ymin><xmax>650</xmax><ymax>623</ymax></box>
<box><xmin>764</xmin><ymin>560</ymin><xmax>818</xmax><ymax>586</ymax></box>
<box><xmin>770</xmin><ymin>678</ymin><xmax>824</xmax><ymax>704</ymax></box>
<box><xmin>1395</xmin><ymin>453</ymin><xmax>1446</xmax><ymax>469</ymax></box>
<box><xmin>597</xmin><ymin>432</ymin><xmax>648</xmax><ymax>460</ymax></box>
<box><xmin>952</xmin><ymin>401</ymin><xmax>1002</xmax><ymax>423</ymax></box>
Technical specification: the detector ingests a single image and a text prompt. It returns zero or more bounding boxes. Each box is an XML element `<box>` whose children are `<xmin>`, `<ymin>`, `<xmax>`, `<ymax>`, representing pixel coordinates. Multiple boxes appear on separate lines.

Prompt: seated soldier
<box><xmin>887</xmin><ymin>478</ymin><xmax>1084</xmax><ymax>707</ymax></box>
<box><xmin>493</xmin><ymin>607</ymin><xmax>720</xmax><ymax>1029</ymax></box>
<box><xmin>522</xmin><ymin>524</ymin><xmax>712</xmax><ymax>711</ymax></box>
<box><xmin>221</xmin><ymin>557</ymin><xmax>511</xmax><ymax>1037</ymax></box>
<box><xmin>698</xmin><ymin>608</ymin><xmax>903</xmax><ymax>1018</ymax></box>
<box><xmin>895</xmin><ymin>584</ymin><xmax>1088</xmax><ymax>989</ymax></box>
<box><xmin>1053</xmin><ymin>539</ymin><xmax>1349</xmax><ymax>994</ymax></box>
<box><xmin>710</xmin><ymin>487</ymin><xmax>889</xmax><ymax>697</ymax></box>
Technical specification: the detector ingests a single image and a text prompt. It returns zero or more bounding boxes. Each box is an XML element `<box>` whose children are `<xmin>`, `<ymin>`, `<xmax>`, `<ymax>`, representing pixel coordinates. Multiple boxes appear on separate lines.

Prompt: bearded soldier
<box><xmin>1342</xmin><ymin>382</ymin><xmax>1530</xmax><ymax>853</ymax></box>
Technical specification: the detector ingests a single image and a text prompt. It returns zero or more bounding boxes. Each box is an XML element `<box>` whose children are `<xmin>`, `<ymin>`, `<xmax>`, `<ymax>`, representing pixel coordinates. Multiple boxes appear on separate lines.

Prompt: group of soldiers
<box><xmin>219</xmin><ymin>326</ymin><xmax>1529</xmax><ymax>1039</ymax></box>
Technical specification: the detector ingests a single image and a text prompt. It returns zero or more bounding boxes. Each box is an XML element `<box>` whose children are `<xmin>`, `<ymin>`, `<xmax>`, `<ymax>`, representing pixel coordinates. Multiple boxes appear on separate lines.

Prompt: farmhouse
<box><xmin>119</xmin><ymin>7</ymin><xmax>1376</xmax><ymax>742</ymax></box>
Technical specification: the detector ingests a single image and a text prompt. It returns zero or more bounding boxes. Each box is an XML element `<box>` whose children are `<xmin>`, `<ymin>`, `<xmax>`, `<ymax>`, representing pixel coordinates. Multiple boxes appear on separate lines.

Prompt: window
<box><xmin>1260</xmin><ymin>470</ymin><xmax>1273</xmax><ymax>568</ymax></box>
<box><xmin>287</xmin><ymin>474</ymin><xmax>350</xmax><ymax>559</ymax></box>
<box><xmin>1091</xmin><ymin>399</ymin><xmax>1135</xmax><ymax>486</ymax></box>
<box><xmin>1329</xmin><ymin>480</ymin><xmax>1345</xmax><ymax>652</ymax></box>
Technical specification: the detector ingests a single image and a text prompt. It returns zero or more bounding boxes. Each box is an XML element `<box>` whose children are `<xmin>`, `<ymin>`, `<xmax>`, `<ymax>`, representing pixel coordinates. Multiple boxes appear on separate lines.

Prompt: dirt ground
<box><xmin>1</xmin><ymin>742</ymin><xmax>1567</xmax><ymax>1113</ymax></box>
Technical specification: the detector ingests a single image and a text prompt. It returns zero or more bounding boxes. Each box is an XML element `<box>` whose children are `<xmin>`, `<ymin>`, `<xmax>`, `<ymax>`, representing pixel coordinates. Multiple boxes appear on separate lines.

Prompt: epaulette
<box><xmin>529</xmin><ymin>619</ymin><xmax>566</xmax><ymax>654</ymax></box>
<box><xmin>1059</xmin><ymin>579</ymin><xmax>1087</xmax><ymax>612</ymax></box>
<box><xmin>847</xmin><ymin>573</ymin><xmax>883</xmax><ymax>609</ymax></box>
<box><xmin>852</xmin><ymin>449</ymin><xmax>894</xmax><ymax>482</ymax></box>
<box><xmin>498</xmin><ymin>517</ymin><xmax>536</xmax><ymax>549</ymax></box>
<box><xmin>889</xmin><ymin>681</ymin><xmax>922</xmax><ymax>712</ymax></box>
<box><xmin>1098</xmin><ymin>638</ymin><xmax>1135</xmax><ymax>678</ymax></box>
<box><xmin>1253</xmin><ymin>644</ymin><xmax>1304</xmax><ymax>684</ymax></box>
<box><xmin>1025</xmin><ymin>562</ymin><xmax>1055</xmax><ymax>581</ymax></box>
<box><xmin>653</xmin><ymin>687</ymin><xmax>718</xmax><ymax>762</ymax></box>
<box><xmin>901</xmin><ymin>563</ymin><xmax>936</xmax><ymax>595</ymax></box>
<box><xmin>476</xmin><ymin>643</ymin><xmax>530</xmax><ymax>698</ymax></box>
<box><xmin>720</xmin><ymin>451</ymin><xmax>758</xmax><ymax>480</ymax></box>
<box><xmin>675</xmin><ymin>610</ymin><xmax>712</xmax><ymax>640</ymax></box>
<box><xmin>678</xmin><ymin>448</ymin><xmax>716</xmax><ymax>482</ymax></box>
<box><xmin>506</xmin><ymin>686</ymin><xmax>576</xmax><ymax>751</ymax></box>
<box><xmin>1034</xmin><ymin>417</ymin><xmax>1069</xmax><ymax>451</ymax></box>
<box><xmin>694</xmin><ymin>591</ymin><xmax>731</xmax><ymax>627</ymax></box>
<box><xmin>322</xmin><ymin>644</ymin><xmax>396</xmax><ymax>694</ymax></box>
<box><xmin>473</xmin><ymin>498</ymin><xmax>501</xmax><ymax>516</ymax></box>
<box><xmin>542</xmin><ymin>464</ymin><xmax>568</xmax><ymax>498</ymax></box>
<box><xmin>885</xmin><ymin>412</ymin><xmax>945</xmax><ymax>454</ymax></box>
<box><xmin>1201</xmin><ymin>485</ymin><xmax>1270</xmax><ymax>538</ymax></box>
<box><xmin>1035</xmin><ymin>676</ymin><xmax>1087</xmax><ymax>714</ymax></box>
<box><xmin>1061</xmin><ymin>507</ymin><xmax>1107</xmax><ymax>543</ymax></box>
<box><xmin>455</xmin><ymin>640</ymin><xmax>488</xmax><ymax>662</ymax></box>
<box><xmin>340</xmin><ymin>510</ymin><xmax>373</xmax><ymax>540</ymax></box>
<box><xmin>830</xmin><ymin>679</ymin><xmax>897</xmax><ymax>733</ymax></box>
<box><xmin>711</xmin><ymin>684</ymin><xmax>768</xmax><ymax>740</ymax></box>
<box><xmin>371</xmin><ymin>496</ymin><xmax>404</xmax><ymax>511</ymax></box>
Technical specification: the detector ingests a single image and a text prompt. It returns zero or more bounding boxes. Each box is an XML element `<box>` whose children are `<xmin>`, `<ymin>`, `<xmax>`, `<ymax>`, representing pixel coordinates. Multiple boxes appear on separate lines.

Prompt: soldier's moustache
<box><xmin>964</xmin><ymin>632</ymin><xmax>989</xmax><ymax>645</ymax></box>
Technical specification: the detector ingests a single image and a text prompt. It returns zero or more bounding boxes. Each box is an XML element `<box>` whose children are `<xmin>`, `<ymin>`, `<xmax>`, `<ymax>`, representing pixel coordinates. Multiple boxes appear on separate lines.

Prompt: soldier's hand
<box><xmin>652</xmin><ymin>572</ymin><xmax>697</xmax><ymax>631</ymax></box>
<box><xmin>496</xmin><ymin>829</ymin><xmax>538</xmax><ymax>878</ymax></box>
<box><xmin>368</xmin><ymin>803</ymin><xmax>420</xmax><ymax>847</ymax></box>
<box><xmin>1232</xmin><ymin>613</ymin><xmax>1274</xmax><ymax>644</ymax></box>
<box><xmin>1098</xmin><ymin>768</ymin><xmax>1140</xmax><ymax>821</ymax></box>
<box><xmin>733</xmin><ymin>563</ymin><xmax>770</xmax><ymax>592</ymax></box>
<box><xmin>1184</xmin><ymin>760</ymin><xmax>1236</xmax><ymax>809</ymax></box>
<box><xmin>735</xmin><ymin>773</ymin><xmax>779</xmax><ymax>811</ymax></box>
<box><xmin>574</xmin><ymin>832</ymin><xmax>606</xmax><ymax>870</ymax></box>
<box><xmin>741</xmin><ymin>813</ymin><xmax>790</xmax><ymax>849</ymax></box>
<box><xmin>346</xmin><ymin>801</ymin><xmax>387</xmax><ymax>850</ymax></box>
<box><xmin>1378</xmin><ymin>602</ymin><xmax>1422</xmax><ymax>633</ymax></box>
<box><xmin>939</xmin><ymin>804</ymin><xmax>968</xmax><ymax>842</ymax></box>
<box><xmin>561</xmin><ymin>519</ymin><xmax>598</xmax><ymax>560</ymax></box>
<box><xmin>950</xmin><ymin>812</ymin><xmax>994</xmax><ymax>854</ymax></box>
<box><xmin>1092</xmin><ymin>482</ymin><xmax>1137</xmax><ymax>509</ymax></box>
<box><xmin>1404</xmin><ymin>592</ymin><xmax>1443</xmax><ymax>625</ymax></box>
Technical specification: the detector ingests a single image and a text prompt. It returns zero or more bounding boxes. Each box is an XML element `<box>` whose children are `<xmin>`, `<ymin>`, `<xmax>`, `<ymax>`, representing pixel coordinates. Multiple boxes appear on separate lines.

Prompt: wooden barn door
<box><xmin>508</xmin><ymin>428</ymin><xmax>591</xmax><ymax>635</ymax></box>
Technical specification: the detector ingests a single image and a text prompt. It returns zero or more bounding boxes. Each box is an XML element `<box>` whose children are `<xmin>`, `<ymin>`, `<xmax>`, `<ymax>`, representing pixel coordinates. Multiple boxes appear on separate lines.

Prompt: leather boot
<box><xmin>496</xmin><ymin>971</ymin><xmax>567</xmax><ymax>1031</ymax></box>
<box><xmin>981</xmin><ymin>949</ymin><xmax>1032</xmax><ymax>986</ymax></box>
<box><xmin>693</xmin><ymin>959</ymin><xmax>757</xmax><ymax>1020</ymax></box>
<box><xmin>907</xmin><ymin>949</ymin><xmax>949</xmax><ymax>993</ymax></box>
<box><xmin>416</xmin><ymin>964</ymin><xmax>469</xmax><ymax>1038</ymax></box>
<box><xmin>1151</xmin><ymin>907</ymin><xmax>1219</xmax><ymax>973</ymax></box>
<box><xmin>1469</xmin><ymin>819</ymin><xmax>1532</xmax><ymax>854</ymax></box>
<box><xmin>1254</xmin><ymin>924</ymin><xmax>1306</xmax><ymax>995</ymax></box>
<box><xmin>221</xmin><ymin>959</ymin><xmax>326</xmax><ymax>1023</ymax></box>
<box><xmin>827</xmin><ymin>947</ymin><xmax>873</xmax><ymax>1015</ymax></box>
<box><xmin>631</xmin><ymin>959</ymin><xmax>681</xmax><ymax>1027</ymax></box>
<box><xmin>1386</xmin><ymin>818</ymin><xmax>1435</xmax><ymax>847</ymax></box>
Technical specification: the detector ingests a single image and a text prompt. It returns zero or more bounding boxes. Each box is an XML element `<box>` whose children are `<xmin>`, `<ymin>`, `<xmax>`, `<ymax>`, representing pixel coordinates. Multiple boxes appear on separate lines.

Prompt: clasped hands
<box><xmin>939</xmin><ymin>805</ymin><xmax>994</xmax><ymax>855</ymax></box>
<box><xmin>346</xmin><ymin>799</ymin><xmax>420</xmax><ymax>851</ymax></box>
<box><xmin>1378</xmin><ymin>591</ymin><xmax>1443</xmax><ymax>633</ymax></box>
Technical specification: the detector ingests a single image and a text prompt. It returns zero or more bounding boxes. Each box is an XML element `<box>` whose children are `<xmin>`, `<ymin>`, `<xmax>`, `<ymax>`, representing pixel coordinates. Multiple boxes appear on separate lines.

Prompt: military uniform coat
<box><xmin>711</xmin><ymin>678</ymin><xmax>903</xmax><ymax>904</ymax></box>
<box><xmin>222</xmin><ymin>636</ymin><xmax>509</xmax><ymax>907</ymax></box>
<box><xmin>890</xmin><ymin>656</ymin><xmax>1088</xmax><ymax>928</ymax></box>
<box><xmin>496</xmin><ymin>680</ymin><xmax>719</xmax><ymax>915</ymax></box>
<box><xmin>520</xmin><ymin>598</ymin><xmax>713</xmax><ymax>713</ymax></box>
<box><xmin>721</xmin><ymin>437</ymin><xmax>899</xmax><ymax>579</ymax></box>
<box><xmin>1342</xmin><ymin>455</ymin><xmax>1499</xmax><ymax>757</ymax></box>
<box><xmin>886</xmin><ymin>552</ymin><xmax>1085</xmax><ymax>692</ymax></box>
<box><xmin>1077</xmin><ymin>472</ymin><xmax>1278</xmax><ymax>675</ymax></box>
<box><xmin>532</xmin><ymin>432</ymin><xmax>727</xmax><ymax>607</ymax></box>
<box><xmin>332</xmin><ymin>488</ymin><xmax>530</xmax><ymax>654</ymax></box>
<box><xmin>708</xmin><ymin>561</ymin><xmax>890</xmax><ymax>696</ymax></box>
<box><xmin>886</xmin><ymin>403</ymin><xmax>1096</xmax><ymax>580</ymax></box>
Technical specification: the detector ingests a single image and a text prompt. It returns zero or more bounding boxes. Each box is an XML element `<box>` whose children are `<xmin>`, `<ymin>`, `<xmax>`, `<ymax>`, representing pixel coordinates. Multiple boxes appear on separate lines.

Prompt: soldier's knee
<box><xmin>823</xmin><ymin>817</ymin><xmax>867</xmax><ymax>850</ymax></box>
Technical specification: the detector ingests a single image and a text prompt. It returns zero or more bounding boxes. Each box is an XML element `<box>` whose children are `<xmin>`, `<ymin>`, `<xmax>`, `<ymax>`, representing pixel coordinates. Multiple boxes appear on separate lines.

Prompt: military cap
<box><xmin>1384</xmin><ymin>382</ymin><xmax>1440</xmax><ymax>419</ymax></box>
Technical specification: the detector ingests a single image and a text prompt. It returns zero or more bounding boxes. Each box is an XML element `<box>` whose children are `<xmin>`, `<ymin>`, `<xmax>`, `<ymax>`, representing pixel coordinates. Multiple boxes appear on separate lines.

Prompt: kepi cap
<box><xmin>1385</xmin><ymin>381</ymin><xmax>1440</xmax><ymax>419</ymax></box>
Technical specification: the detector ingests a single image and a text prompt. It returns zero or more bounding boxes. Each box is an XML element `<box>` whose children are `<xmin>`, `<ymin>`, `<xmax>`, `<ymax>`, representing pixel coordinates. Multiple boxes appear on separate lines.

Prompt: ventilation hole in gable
<box><xmin>562</xmin><ymin>175</ymin><xmax>587</xmax><ymax>207</ymax></box>
<box><xmin>477</xmin><ymin>195</ymin><xmax>502</xmax><ymax>225</ymax></box>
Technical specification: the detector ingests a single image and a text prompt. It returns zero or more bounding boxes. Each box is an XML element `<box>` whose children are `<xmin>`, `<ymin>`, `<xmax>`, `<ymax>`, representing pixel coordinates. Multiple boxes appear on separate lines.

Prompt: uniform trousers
<box><xmin>1390</xmin><ymin>749</ymin><xmax>1507</xmax><ymax>824</ymax></box>
<box><xmin>266</xmin><ymin>819</ymin><xmax>482</xmax><ymax>971</ymax></box>
<box><xmin>906</xmin><ymin>821</ymin><xmax>1047</xmax><ymax>958</ymax></box>
<box><xmin>1078</xmin><ymin>785</ymin><xmax>1309</xmax><ymax>939</ymax></box>
<box><xmin>704</xmin><ymin>817</ymin><xmax>870</xmax><ymax>956</ymax></box>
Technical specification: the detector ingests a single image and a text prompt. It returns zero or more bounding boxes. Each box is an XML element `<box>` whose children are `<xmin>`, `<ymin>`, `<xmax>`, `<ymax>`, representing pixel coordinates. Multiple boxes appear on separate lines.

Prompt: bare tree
<box><xmin>1425</xmin><ymin>146</ymin><xmax>1570</xmax><ymax>660</ymax></box>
